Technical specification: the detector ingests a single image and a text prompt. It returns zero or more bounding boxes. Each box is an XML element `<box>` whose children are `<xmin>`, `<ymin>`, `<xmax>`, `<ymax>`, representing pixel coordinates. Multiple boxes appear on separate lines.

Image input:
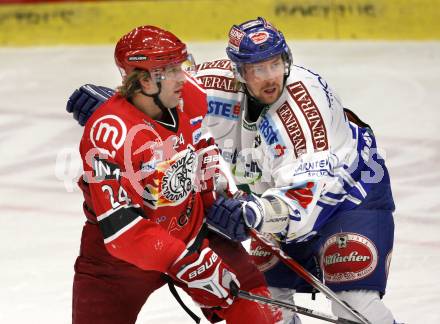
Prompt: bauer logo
<box><xmin>249</xmin><ymin>234</ymin><xmax>279</xmax><ymax>272</ymax></box>
<box><xmin>188</xmin><ymin>252</ymin><xmax>218</xmax><ymax>279</ymax></box>
<box><xmin>249</xmin><ymin>31</ymin><xmax>269</xmax><ymax>44</ymax></box>
<box><xmin>128</xmin><ymin>55</ymin><xmax>148</xmax><ymax>61</ymax></box>
<box><xmin>90</xmin><ymin>115</ymin><xmax>127</xmax><ymax>158</ymax></box>
<box><xmin>321</xmin><ymin>233</ymin><xmax>378</xmax><ymax>283</ymax></box>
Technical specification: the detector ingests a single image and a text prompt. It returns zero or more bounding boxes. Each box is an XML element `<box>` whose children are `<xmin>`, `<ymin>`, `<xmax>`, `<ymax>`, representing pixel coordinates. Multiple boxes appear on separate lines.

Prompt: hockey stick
<box><xmin>249</xmin><ymin>229</ymin><xmax>371</xmax><ymax>324</ymax></box>
<box><xmin>230</xmin><ymin>283</ymin><xmax>360</xmax><ymax>324</ymax></box>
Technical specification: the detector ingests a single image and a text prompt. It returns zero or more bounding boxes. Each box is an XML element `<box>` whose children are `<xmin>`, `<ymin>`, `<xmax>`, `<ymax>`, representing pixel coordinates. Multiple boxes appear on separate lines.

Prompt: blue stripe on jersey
<box><xmin>287</xmin><ymin>125</ymin><xmax>392</xmax><ymax>242</ymax></box>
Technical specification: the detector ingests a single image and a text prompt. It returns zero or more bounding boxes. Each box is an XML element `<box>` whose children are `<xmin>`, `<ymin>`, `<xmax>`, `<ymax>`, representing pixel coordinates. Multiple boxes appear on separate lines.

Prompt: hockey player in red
<box><xmin>73</xmin><ymin>25</ymin><xmax>280</xmax><ymax>324</ymax></box>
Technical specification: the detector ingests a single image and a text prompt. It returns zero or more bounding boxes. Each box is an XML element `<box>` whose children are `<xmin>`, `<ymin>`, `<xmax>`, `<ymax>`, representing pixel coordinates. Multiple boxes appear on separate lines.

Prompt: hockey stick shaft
<box><xmin>249</xmin><ymin>229</ymin><xmax>370</xmax><ymax>324</ymax></box>
<box><xmin>232</xmin><ymin>286</ymin><xmax>360</xmax><ymax>324</ymax></box>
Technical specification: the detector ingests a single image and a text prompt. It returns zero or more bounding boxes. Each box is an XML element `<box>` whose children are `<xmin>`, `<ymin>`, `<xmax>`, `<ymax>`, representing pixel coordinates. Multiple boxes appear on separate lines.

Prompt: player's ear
<box><xmin>139</xmin><ymin>73</ymin><xmax>154</xmax><ymax>92</ymax></box>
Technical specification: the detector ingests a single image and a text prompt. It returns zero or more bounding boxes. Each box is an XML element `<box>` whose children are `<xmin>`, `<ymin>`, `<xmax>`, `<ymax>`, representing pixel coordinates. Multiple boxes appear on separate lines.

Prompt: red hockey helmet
<box><xmin>114</xmin><ymin>25</ymin><xmax>188</xmax><ymax>77</ymax></box>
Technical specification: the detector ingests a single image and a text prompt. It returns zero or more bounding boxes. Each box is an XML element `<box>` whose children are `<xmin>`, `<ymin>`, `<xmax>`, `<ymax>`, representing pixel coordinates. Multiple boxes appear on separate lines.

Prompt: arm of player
<box><xmin>205</xmin><ymin>151</ymin><xmax>335</xmax><ymax>242</ymax></box>
<box><xmin>66</xmin><ymin>84</ymin><xmax>115</xmax><ymax>126</ymax></box>
<box><xmin>259</xmin><ymin>150</ymin><xmax>345</xmax><ymax>242</ymax></box>
<box><xmin>193</xmin><ymin>132</ymin><xmax>241</xmax><ymax>212</ymax></box>
<box><xmin>85</xmin><ymin>167</ymin><xmax>188</xmax><ymax>272</ymax></box>
<box><xmin>205</xmin><ymin>193</ymin><xmax>290</xmax><ymax>241</ymax></box>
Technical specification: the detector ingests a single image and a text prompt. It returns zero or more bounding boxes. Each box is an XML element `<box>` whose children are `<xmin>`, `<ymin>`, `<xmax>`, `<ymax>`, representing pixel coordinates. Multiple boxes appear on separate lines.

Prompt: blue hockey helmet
<box><xmin>226</xmin><ymin>17</ymin><xmax>292</xmax><ymax>82</ymax></box>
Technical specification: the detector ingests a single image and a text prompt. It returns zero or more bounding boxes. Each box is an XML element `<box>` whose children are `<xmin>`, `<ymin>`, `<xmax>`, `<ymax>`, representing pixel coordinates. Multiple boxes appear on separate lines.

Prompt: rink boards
<box><xmin>1</xmin><ymin>0</ymin><xmax>440</xmax><ymax>46</ymax></box>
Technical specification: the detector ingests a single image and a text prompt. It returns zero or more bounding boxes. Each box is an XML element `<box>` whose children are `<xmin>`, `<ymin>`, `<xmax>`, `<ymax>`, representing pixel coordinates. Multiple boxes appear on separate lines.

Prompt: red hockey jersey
<box><xmin>79</xmin><ymin>77</ymin><xmax>209</xmax><ymax>273</ymax></box>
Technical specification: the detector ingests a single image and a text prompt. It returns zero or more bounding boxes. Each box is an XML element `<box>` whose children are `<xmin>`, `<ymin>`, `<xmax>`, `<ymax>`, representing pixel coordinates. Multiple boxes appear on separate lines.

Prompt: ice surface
<box><xmin>0</xmin><ymin>41</ymin><xmax>439</xmax><ymax>323</ymax></box>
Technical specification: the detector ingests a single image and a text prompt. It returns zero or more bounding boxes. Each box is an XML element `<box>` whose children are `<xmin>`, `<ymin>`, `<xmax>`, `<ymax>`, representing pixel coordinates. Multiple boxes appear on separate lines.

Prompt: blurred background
<box><xmin>0</xmin><ymin>0</ymin><xmax>439</xmax><ymax>323</ymax></box>
<box><xmin>1</xmin><ymin>0</ymin><xmax>439</xmax><ymax>46</ymax></box>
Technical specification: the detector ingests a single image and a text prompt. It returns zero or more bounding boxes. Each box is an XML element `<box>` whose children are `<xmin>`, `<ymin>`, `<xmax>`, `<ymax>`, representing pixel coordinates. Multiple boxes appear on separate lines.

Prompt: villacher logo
<box><xmin>249</xmin><ymin>235</ymin><xmax>280</xmax><ymax>272</ymax></box>
<box><xmin>321</xmin><ymin>233</ymin><xmax>378</xmax><ymax>283</ymax></box>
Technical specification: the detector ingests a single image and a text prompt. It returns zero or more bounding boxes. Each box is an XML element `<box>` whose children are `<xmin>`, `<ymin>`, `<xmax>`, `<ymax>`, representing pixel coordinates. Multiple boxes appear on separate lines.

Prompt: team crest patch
<box><xmin>228</xmin><ymin>26</ymin><xmax>245</xmax><ymax>51</ymax></box>
<box><xmin>249</xmin><ymin>31</ymin><xmax>269</xmax><ymax>44</ymax></box>
<box><xmin>321</xmin><ymin>233</ymin><xmax>378</xmax><ymax>283</ymax></box>
<box><xmin>143</xmin><ymin>146</ymin><xmax>196</xmax><ymax>208</ymax></box>
<box><xmin>249</xmin><ymin>234</ymin><xmax>280</xmax><ymax>272</ymax></box>
<box><xmin>161</xmin><ymin>148</ymin><xmax>196</xmax><ymax>202</ymax></box>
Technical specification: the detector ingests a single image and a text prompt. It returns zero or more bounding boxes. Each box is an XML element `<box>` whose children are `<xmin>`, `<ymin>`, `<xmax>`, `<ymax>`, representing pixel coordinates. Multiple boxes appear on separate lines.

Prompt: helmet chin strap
<box><xmin>243</xmin><ymin>84</ymin><xmax>267</xmax><ymax>108</ymax></box>
<box><xmin>140</xmin><ymin>81</ymin><xmax>170</xmax><ymax>112</ymax></box>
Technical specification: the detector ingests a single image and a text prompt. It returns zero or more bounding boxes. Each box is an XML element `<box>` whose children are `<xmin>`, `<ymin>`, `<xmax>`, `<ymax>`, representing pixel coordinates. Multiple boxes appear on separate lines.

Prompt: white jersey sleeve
<box><xmin>256</xmin><ymin>66</ymin><xmax>386</xmax><ymax>242</ymax></box>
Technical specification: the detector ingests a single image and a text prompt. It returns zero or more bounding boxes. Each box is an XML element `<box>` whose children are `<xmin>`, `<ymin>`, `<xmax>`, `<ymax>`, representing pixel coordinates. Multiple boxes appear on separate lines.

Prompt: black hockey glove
<box><xmin>66</xmin><ymin>84</ymin><xmax>115</xmax><ymax>126</ymax></box>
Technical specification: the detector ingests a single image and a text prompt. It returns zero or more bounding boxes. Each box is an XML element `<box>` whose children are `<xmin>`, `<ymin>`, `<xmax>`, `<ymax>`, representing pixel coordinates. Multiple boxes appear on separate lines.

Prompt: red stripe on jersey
<box><xmin>287</xmin><ymin>81</ymin><xmax>329</xmax><ymax>151</ymax></box>
<box><xmin>276</xmin><ymin>101</ymin><xmax>307</xmax><ymax>158</ymax></box>
<box><xmin>197</xmin><ymin>75</ymin><xmax>237</xmax><ymax>93</ymax></box>
<box><xmin>196</xmin><ymin>59</ymin><xmax>232</xmax><ymax>71</ymax></box>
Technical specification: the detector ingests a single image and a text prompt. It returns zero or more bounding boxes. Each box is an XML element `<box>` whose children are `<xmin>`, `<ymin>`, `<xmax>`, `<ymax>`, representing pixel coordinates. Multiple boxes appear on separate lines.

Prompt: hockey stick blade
<box><xmin>249</xmin><ymin>229</ymin><xmax>371</xmax><ymax>324</ymax></box>
<box><xmin>230</xmin><ymin>283</ymin><xmax>360</xmax><ymax>324</ymax></box>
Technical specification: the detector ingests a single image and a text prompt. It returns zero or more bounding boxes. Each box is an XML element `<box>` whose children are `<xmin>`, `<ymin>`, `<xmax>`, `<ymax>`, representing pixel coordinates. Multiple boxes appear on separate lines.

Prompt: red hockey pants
<box><xmin>72</xmin><ymin>222</ymin><xmax>279</xmax><ymax>323</ymax></box>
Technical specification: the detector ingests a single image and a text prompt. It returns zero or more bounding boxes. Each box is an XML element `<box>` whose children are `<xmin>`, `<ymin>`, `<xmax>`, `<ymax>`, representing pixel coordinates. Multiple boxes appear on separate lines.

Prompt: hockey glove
<box><xmin>194</xmin><ymin>136</ymin><xmax>221</xmax><ymax>210</ymax></box>
<box><xmin>66</xmin><ymin>84</ymin><xmax>115</xmax><ymax>126</ymax></box>
<box><xmin>169</xmin><ymin>246</ymin><xmax>240</xmax><ymax>308</ymax></box>
<box><xmin>205</xmin><ymin>195</ymin><xmax>264</xmax><ymax>242</ymax></box>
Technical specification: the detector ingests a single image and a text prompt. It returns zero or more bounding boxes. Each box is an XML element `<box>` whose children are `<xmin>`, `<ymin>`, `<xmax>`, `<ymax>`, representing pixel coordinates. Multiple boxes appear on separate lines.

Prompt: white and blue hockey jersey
<box><xmin>195</xmin><ymin>59</ymin><xmax>392</xmax><ymax>243</ymax></box>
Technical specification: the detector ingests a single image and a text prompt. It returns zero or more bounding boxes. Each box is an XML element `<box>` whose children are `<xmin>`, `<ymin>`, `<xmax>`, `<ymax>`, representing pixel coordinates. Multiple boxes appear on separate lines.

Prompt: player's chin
<box><xmin>259</xmin><ymin>87</ymin><xmax>281</xmax><ymax>104</ymax></box>
<box><xmin>166</xmin><ymin>95</ymin><xmax>181</xmax><ymax>108</ymax></box>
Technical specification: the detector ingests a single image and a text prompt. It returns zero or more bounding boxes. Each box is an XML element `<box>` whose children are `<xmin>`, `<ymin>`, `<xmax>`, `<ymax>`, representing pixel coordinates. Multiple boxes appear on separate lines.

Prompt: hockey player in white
<box><xmin>66</xmin><ymin>17</ymin><xmax>399</xmax><ymax>324</ymax></box>
<box><xmin>203</xmin><ymin>17</ymin><xmax>398</xmax><ymax>324</ymax></box>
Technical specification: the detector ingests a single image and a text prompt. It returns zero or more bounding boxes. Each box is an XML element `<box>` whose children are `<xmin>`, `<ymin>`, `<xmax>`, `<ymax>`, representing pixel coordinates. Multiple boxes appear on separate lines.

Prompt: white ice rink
<box><xmin>0</xmin><ymin>41</ymin><xmax>439</xmax><ymax>323</ymax></box>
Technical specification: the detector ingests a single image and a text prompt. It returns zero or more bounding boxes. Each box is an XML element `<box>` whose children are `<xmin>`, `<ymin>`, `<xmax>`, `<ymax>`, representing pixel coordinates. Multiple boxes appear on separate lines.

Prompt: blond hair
<box><xmin>117</xmin><ymin>69</ymin><xmax>151</xmax><ymax>99</ymax></box>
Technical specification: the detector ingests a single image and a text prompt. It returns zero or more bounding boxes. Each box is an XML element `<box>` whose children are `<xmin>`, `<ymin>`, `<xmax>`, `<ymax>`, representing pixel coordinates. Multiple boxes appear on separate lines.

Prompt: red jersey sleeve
<box><xmin>80</xmin><ymin>97</ymin><xmax>186</xmax><ymax>273</ymax></box>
